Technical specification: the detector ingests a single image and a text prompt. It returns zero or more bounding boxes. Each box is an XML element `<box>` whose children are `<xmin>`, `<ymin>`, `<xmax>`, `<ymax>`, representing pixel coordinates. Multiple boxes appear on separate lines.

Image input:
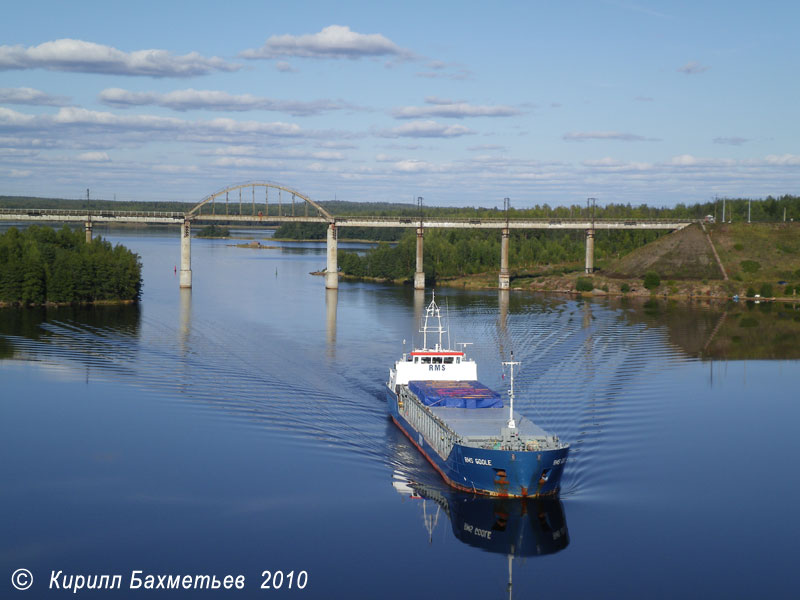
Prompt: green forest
<box><xmin>197</xmin><ymin>224</ymin><xmax>230</xmax><ymax>237</ymax></box>
<box><xmin>4</xmin><ymin>193</ymin><xmax>798</xmax><ymax>223</ymax></box>
<box><xmin>329</xmin><ymin>194</ymin><xmax>800</xmax><ymax>283</ymax></box>
<box><xmin>3</xmin><ymin>193</ymin><xmax>798</xmax><ymax>286</ymax></box>
<box><xmin>273</xmin><ymin>221</ymin><xmax>403</xmax><ymax>241</ymax></box>
<box><xmin>337</xmin><ymin>228</ymin><xmax>663</xmax><ymax>282</ymax></box>
<box><xmin>0</xmin><ymin>225</ymin><xmax>142</xmax><ymax>305</ymax></box>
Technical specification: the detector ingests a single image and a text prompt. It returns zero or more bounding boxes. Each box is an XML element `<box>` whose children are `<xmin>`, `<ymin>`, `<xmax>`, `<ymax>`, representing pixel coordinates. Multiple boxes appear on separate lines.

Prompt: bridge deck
<box><xmin>0</xmin><ymin>208</ymin><xmax>694</xmax><ymax>230</ymax></box>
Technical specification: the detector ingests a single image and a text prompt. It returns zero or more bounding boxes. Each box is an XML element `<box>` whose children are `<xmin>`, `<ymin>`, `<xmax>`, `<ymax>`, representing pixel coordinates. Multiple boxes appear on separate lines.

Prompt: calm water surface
<box><xmin>1</xmin><ymin>227</ymin><xmax>798</xmax><ymax>598</ymax></box>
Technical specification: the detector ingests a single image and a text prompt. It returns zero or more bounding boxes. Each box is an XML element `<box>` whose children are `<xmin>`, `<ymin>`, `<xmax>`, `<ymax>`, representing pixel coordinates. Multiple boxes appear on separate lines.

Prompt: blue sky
<box><xmin>1</xmin><ymin>0</ymin><xmax>798</xmax><ymax>208</ymax></box>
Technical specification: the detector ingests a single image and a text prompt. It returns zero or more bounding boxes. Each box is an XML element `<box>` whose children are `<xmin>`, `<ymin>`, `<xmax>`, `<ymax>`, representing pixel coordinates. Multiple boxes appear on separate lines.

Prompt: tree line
<box><xmin>197</xmin><ymin>224</ymin><xmax>230</xmax><ymax>237</ymax></box>
<box><xmin>273</xmin><ymin>222</ymin><xmax>403</xmax><ymax>241</ymax></box>
<box><xmin>6</xmin><ymin>194</ymin><xmax>798</xmax><ymax>223</ymax></box>
<box><xmin>0</xmin><ymin>195</ymin><xmax>193</xmax><ymax>213</ymax></box>
<box><xmin>0</xmin><ymin>225</ymin><xmax>142</xmax><ymax>305</ymax></box>
<box><xmin>337</xmin><ymin>228</ymin><xmax>663</xmax><ymax>282</ymax></box>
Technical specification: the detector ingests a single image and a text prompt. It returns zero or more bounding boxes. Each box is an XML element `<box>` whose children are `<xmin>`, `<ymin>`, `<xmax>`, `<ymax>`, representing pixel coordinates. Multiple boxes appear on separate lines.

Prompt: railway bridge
<box><xmin>0</xmin><ymin>181</ymin><xmax>695</xmax><ymax>290</ymax></box>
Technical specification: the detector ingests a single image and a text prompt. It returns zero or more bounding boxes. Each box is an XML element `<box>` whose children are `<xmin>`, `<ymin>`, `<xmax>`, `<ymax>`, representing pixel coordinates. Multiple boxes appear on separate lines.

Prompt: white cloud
<box><xmin>98</xmin><ymin>87</ymin><xmax>361</xmax><ymax>116</ymax></box>
<box><xmin>392</xmin><ymin>98</ymin><xmax>521</xmax><ymax>119</ymax></box>
<box><xmin>52</xmin><ymin>106</ymin><xmax>184</xmax><ymax>129</ymax></box>
<box><xmin>0</xmin><ymin>106</ymin><xmax>317</xmax><ymax>148</ymax></box>
<box><xmin>188</xmin><ymin>116</ymin><xmax>303</xmax><ymax>136</ymax></box>
<box><xmin>582</xmin><ymin>157</ymin><xmax>653</xmax><ymax>171</ymax></box>
<box><xmin>203</xmin><ymin>145</ymin><xmax>260</xmax><ymax>157</ymax></box>
<box><xmin>309</xmin><ymin>150</ymin><xmax>345</xmax><ymax>161</ymax></box>
<box><xmin>563</xmin><ymin>131</ymin><xmax>660</xmax><ymax>142</ymax></box>
<box><xmin>0</xmin><ymin>87</ymin><xmax>70</xmax><ymax>106</ymax></box>
<box><xmin>669</xmin><ymin>154</ymin><xmax>699</xmax><ymax>166</ymax></box>
<box><xmin>0</xmin><ymin>107</ymin><xmax>37</xmax><ymax>127</ymax></box>
<box><xmin>678</xmin><ymin>61</ymin><xmax>710</xmax><ymax>75</ymax></box>
<box><xmin>0</xmin><ymin>39</ymin><xmax>240</xmax><ymax>77</ymax></box>
<box><xmin>317</xmin><ymin>141</ymin><xmax>357</xmax><ymax>150</ymax></box>
<box><xmin>9</xmin><ymin>169</ymin><xmax>32</xmax><ymax>177</ymax></box>
<box><xmin>392</xmin><ymin>159</ymin><xmax>439</xmax><ymax>172</ymax></box>
<box><xmin>240</xmin><ymin>25</ymin><xmax>412</xmax><ymax>60</ymax></box>
<box><xmin>764</xmin><ymin>154</ymin><xmax>800</xmax><ymax>166</ymax></box>
<box><xmin>0</xmin><ymin>135</ymin><xmax>57</xmax><ymax>149</ymax></box>
<box><xmin>77</xmin><ymin>151</ymin><xmax>110</xmax><ymax>162</ymax></box>
<box><xmin>380</xmin><ymin>120</ymin><xmax>474</xmax><ymax>138</ymax></box>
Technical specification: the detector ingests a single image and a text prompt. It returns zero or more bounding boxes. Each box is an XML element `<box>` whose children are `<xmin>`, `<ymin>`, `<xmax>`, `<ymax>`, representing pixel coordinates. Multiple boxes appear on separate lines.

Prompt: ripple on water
<box><xmin>2</xmin><ymin>293</ymin><xmax>702</xmax><ymax>502</ymax></box>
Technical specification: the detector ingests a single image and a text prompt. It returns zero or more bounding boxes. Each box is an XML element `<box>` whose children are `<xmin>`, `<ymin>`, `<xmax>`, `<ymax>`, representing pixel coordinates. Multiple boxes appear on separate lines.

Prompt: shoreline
<box><xmin>333</xmin><ymin>270</ymin><xmax>799</xmax><ymax>304</ymax></box>
<box><xmin>0</xmin><ymin>299</ymin><xmax>138</xmax><ymax>309</ymax></box>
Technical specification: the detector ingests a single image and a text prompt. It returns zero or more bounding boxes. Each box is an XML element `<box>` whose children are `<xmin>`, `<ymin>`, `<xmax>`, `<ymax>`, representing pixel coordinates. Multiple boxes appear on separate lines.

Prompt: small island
<box><xmin>197</xmin><ymin>224</ymin><xmax>230</xmax><ymax>238</ymax></box>
<box><xmin>0</xmin><ymin>225</ymin><xmax>142</xmax><ymax>307</ymax></box>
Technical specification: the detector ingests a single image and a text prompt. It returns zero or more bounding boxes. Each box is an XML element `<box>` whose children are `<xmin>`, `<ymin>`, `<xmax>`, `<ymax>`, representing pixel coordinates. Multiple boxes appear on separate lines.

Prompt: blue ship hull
<box><xmin>387</xmin><ymin>387</ymin><xmax>568</xmax><ymax>498</ymax></box>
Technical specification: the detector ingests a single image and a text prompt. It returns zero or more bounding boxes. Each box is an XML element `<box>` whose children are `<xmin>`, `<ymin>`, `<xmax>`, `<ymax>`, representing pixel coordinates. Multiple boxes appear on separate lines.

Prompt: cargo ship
<box><xmin>386</xmin><ymin>293</ymin><xmax>569</xmax><ymax>497</ymax></box>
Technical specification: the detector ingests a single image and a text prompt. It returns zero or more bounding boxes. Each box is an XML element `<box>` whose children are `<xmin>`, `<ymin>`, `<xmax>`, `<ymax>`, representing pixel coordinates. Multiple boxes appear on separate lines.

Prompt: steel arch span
<box><xmin>187</xmin><ymin>181</ymin><xmax>332</xmax><ymax>221</ymax></box>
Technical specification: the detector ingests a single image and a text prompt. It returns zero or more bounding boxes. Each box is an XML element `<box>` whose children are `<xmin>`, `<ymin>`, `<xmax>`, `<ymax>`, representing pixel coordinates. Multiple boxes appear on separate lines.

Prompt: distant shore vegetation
<box><xmin>197</xmin><ymin>224</ymin><xmax>230</xmax><ymax>238</ymax></box>
<box><xmin>330</xmin><ymin>195</ymin><xmax>799</xmax><ymax>283</ymax></box>
<box><xmin>0</xmin><ymin>225</ymin><xmax>142</xmax><ymax>306</ymax></box>
<box><xmin>273</xmin><ymin>222</ymin><xmax>402</xmax><ymax>241</ymax></box>
<box><xmin>337</xmin><ymin>228</ymin><xmax>662</xmax><ymax>282</ymax></box>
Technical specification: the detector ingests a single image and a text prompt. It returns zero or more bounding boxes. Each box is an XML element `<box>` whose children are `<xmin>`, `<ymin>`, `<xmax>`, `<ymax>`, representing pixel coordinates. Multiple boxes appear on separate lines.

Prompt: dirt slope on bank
<box><xmin>605</xmin><ymin>223</ymin><xmax>722</xmax><ymax>280</ymax></box>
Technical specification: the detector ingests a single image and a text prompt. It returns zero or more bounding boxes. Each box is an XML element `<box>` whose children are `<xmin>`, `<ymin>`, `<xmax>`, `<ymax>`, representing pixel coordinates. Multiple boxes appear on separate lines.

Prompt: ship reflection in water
<box><xmin>393</xmin><ymin>471</ymin><xmax>569</xmax><ymax>555</ymax></box>
<box><xmin>392</xmin><ymin>469</ymin><xmax>568</xmax><ymax>597</ymax></box>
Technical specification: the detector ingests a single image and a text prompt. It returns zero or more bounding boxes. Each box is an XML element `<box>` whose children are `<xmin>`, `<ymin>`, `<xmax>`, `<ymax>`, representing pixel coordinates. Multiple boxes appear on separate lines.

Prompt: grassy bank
<box><xmin>336</xmin><ymin>222</ymin><xmax>800</xmax><ymax>303</ymax></box>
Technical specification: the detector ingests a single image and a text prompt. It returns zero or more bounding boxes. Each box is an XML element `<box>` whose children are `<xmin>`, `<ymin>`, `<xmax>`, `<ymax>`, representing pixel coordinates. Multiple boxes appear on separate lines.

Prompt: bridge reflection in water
<box><xmin>326</xmin><ymin>288</ymin><xmax>337</xmax><ymax>358</ymax></box>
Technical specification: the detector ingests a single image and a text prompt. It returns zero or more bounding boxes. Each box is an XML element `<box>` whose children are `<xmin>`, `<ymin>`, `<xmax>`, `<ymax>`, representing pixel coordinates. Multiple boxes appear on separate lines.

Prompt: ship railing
<box><xmin>404</xmin><ymin>389</ymin><xmax>458</xmax><ymax>460</ymax></box>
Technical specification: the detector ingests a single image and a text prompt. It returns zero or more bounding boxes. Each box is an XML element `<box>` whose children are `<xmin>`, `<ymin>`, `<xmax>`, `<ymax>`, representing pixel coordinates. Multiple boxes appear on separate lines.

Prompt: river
<box><xmin>1</xmin><ymin>226</ymin><xmax>798</xmax><ymax>598</ymax></box>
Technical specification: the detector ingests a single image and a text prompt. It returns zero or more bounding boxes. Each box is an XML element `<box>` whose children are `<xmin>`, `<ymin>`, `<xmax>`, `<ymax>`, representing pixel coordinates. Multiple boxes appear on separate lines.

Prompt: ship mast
<box><xmin>420</xmin><ymin>291</ymin><xmax>446</xmax><ymax>350</ymax></box>
<box><xmin>502</xmin><ymin>353</ymin><xmax>520</xmax><ymax>429</ymax></box>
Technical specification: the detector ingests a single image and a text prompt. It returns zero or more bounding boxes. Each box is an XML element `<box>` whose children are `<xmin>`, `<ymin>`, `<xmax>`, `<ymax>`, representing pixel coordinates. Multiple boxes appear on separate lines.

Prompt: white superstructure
<box><xmin>388</xmin><ymin>293</ymin><xmax>477</xmax><ymax>393</ymax></box>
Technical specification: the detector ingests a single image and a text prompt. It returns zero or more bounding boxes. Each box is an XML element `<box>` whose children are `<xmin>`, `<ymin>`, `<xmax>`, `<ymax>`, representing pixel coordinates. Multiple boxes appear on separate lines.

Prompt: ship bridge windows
<box><xmin>444</xmin><ymin>357</ymin><xmax>454</xmax><ymax>364</ymax></box>
<box><xmin>421</xmin><ymin>357</ymin><xmax>431</xmax><ymax>364</ymax></box>
<box><xmin>431</xmin><ymin>357</ymin><xmax>442</xmax><ymax>364</ymax></box>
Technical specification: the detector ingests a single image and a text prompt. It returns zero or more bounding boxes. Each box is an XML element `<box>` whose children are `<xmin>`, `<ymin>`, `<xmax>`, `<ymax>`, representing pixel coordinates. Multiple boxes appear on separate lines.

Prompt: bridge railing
<box><xmin>0</xmin><ymin>208</ymin><xmax>187</xmax><ymax>219</ymax></box>
<box><xmin>334</xmin><ymin>215</ymin><xmax>697</xmax><ymax>225</ymax></box>
<box><xmin>1</xmin><ymin>208</ymin><xmax>698</xmax><ymax>227</ymax></box>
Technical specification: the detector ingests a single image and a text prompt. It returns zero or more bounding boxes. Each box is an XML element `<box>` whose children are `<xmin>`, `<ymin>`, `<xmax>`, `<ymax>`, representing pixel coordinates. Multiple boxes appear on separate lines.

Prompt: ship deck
<box><xmin>428</xmin><ymin>406</ymin><xmax>550</xmax><ymax>439</ymax></box>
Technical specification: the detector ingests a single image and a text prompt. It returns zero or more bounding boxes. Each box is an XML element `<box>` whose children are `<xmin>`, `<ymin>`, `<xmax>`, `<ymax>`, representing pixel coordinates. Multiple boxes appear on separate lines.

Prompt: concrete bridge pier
<box><xmin>180</xmin><ymin>219</ymin><xmax>192</xmax><ymax>288</ymax></box>
<box><xmin>414</xmin><ymin>227</ymin><xmax>425</xmax><ymax>290</ymax></box>
<box><xmin>84</xmin><ymin>220</ymin><xmax>93</xmax><ymax>243</ymax></box>
<box><xmin>585</xmin><ymin>228</ymin><xmax>595</xmax><ymax>273</ymax></box>
<box><xmin>326</xmin><ymin>223</ymin><xmax>338</xmax><ymax>289</ymax></box>
<box><xmin>499</xmin><ymin>228</ymin><xmax>510</xmax><ymax>289</ymax></box>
